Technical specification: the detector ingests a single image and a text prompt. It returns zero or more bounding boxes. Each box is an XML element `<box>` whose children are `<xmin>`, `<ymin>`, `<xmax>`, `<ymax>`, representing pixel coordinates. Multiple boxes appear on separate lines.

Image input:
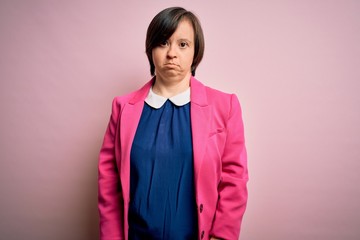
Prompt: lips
<box><xmin>164</xmin><ymin>63</ymin><xmax>179</xmax><ymax>69</ymax></box>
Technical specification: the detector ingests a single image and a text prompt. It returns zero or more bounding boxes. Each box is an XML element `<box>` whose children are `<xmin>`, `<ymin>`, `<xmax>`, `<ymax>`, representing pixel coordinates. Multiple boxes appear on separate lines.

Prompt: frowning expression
<box><xmin>152</xmin><ymin>19</ymin><xmax>195</xmax><ymax>82</ymax></box>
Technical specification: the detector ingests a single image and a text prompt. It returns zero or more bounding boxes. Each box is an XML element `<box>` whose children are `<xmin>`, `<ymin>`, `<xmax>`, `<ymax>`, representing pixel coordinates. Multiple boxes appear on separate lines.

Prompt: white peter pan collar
<box><xmin>145</xmin><ymin>87</ymin><xmax>190</xmax><ymax>109</ymax></box>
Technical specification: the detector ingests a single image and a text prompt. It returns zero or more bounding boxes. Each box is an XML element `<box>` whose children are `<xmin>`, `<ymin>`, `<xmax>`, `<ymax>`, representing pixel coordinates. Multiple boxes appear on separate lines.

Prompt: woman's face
<box><xmin>152</xmin><ymin>19</ymin><xmax>195</xmax><ymax>83</ymax></box>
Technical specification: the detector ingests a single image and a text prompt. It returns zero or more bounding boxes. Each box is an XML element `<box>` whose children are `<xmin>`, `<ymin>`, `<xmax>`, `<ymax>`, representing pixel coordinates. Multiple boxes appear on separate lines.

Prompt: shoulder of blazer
<box><xmin>111</xmin><ymin>78</ymin><xmax>154</xmax><ymax>111</ymax></box>
<box><xmin>191</xmin><ymin>77</ymin><xmax>233</xmax><ymax>103</ymax></box>
<box><xmin>204</xmin><ymin>84</ymin><xmax>236</xmax><ymax>115</ymax></box>
<box><xmin>192</xmin><ymin>77</ymin><xmax>241</xmax><ymax>127</ymax></box>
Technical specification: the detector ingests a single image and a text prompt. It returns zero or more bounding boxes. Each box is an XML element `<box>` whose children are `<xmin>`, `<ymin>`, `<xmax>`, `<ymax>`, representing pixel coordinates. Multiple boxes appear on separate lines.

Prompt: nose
<box><xmin>167</xmin><ymin>44</ymin><xmax>177</xmax><ymax>59</ymax></box>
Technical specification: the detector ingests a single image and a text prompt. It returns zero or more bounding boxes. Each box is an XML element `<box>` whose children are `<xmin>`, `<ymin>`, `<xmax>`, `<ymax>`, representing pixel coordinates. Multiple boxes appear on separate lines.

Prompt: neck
<box><xmin>152</xmin><ymin>73</ymin><xmax>191</xmax><ymax>98</ymax></box>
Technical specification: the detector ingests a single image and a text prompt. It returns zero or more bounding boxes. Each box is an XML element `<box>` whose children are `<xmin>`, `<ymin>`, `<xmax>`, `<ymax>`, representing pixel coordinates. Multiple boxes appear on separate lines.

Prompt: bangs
<box><xmin>147</xmin><ymin>10</ymin><xmax>186</xmax><ymax>47</ymax></box>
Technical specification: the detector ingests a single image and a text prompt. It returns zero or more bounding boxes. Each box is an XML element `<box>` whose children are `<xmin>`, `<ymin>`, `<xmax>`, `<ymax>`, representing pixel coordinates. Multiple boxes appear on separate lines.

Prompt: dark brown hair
<box><xmin>145</xmin><ymin>7</ymin><xmax>205</xmax><ymax>76</ymax></box>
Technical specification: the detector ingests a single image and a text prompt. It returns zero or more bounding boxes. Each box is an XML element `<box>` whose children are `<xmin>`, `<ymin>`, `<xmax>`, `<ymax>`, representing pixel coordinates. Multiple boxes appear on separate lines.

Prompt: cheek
<box><xmin>185</xmin><ymin>52</ymin><xmax>195</xmax><ymax>66</ymax></box>
<box><xmin>152</xmin><ymin>50</ymin><xmax>161</xmax><ymax>66</ymax></box>
<box><xmin>187</xmin><ymin>48</ymin><xmax>195</xmax><ymax>61</ymax></box>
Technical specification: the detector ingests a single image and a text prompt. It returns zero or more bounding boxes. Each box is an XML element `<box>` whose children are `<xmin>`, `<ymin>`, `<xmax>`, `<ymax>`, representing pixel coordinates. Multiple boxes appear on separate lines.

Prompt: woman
<box><xmin>98</xmin><ymin>7</ymin><xmax>248</xmax><ymax>240</ymax></box>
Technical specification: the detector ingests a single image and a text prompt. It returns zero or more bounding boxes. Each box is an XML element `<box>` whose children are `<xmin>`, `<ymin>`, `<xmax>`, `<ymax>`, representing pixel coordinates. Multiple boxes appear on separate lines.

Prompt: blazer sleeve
<box><xmin>98</xmin><ymin>97</ymin><xmax>124</xmax><ymax>240</ymax></box>
<box><xmin>210</xmin><ymin>94</ymin><xmax>249</xmax><ymax>240</ymax></box>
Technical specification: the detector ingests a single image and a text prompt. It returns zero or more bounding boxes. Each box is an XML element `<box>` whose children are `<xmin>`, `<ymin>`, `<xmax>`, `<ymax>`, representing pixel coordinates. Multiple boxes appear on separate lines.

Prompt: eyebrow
<box><xmin>177</xmin><ymin>38</ymin><xmax>192</xmax><ymax>43</ymax></box>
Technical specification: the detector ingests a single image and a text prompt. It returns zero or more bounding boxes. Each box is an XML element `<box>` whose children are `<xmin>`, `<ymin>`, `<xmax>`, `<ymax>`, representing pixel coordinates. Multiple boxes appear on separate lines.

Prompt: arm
<box><xmin>210</xmin><ymin>94</ymin><xmax>249</xmax><ymax>240</ymax></box>
<box><xmin>98</xmin><ymin>98</ymin><xmax>124</xmax><ymax>240</ymax></box>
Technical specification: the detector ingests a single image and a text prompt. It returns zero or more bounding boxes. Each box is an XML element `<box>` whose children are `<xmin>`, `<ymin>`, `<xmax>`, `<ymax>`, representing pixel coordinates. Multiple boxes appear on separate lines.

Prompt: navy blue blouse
<box><xmin>129</xmin><ymin>98</ymin><xmax>198</xmax><ymax>239</ymax></box>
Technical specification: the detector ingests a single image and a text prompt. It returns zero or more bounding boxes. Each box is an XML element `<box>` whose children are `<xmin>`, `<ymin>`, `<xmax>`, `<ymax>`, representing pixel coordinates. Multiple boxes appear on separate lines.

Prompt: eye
<box><xmin>159</xmin><ymin>40</ymin><xmax>169</xmax><ymax>47</ymax></box>
<box><xmin>179</xmin><ymin>41</ymin><xmax>189</xmax><ymax>48</ymax></box>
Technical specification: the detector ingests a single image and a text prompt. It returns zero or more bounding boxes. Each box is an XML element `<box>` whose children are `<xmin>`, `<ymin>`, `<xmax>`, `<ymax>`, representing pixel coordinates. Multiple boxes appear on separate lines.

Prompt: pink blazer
<box><xmin>98</xmin><ymin>77</ymin><xmax>248</xmax><ymax>240</ymax></box>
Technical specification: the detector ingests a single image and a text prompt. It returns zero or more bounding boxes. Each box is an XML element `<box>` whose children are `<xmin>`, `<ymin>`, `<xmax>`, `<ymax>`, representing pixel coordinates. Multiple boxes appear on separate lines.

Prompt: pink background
<box><xmin>1</xmin><ymin>1</ymin><xmax>359</xmax><ymax>239</ymax></box>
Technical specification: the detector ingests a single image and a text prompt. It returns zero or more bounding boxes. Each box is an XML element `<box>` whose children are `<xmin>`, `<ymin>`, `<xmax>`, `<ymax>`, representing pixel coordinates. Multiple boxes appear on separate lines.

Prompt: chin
<box><xmin>160</xmin><ymin>71</ymin><xmax>181</xmax><ymax>78</ymax></box>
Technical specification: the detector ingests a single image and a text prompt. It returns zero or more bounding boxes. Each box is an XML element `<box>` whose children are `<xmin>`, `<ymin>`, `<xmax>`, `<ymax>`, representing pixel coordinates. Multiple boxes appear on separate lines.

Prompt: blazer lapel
<box><xmin>190</xmin><ymin>77</ymin><xmax>211</xmax><ymax>188</ymax></box>
<box><xmin>119</xmin><ymin>79</ymin><xmax>153</xmax><ymax>203</ymax></box>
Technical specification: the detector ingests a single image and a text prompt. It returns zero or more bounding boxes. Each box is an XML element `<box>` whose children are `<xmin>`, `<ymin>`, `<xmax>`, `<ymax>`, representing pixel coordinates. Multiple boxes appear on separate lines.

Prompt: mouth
<box><xmin>165</xmin><ymin>63</ymin><xmax>178</xmax><ymax>66</ymax></box>
<box><xmin>164</xmin><ymin>63</ymin><xmax>179</xmax><ymax>70</ymax></box>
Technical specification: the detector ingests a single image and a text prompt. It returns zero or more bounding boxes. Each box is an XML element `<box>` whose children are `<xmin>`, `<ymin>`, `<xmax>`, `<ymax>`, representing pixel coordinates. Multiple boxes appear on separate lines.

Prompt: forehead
<box><xmin>170</xmin><ymin>19</ymin><xmax>194</xmax><ymax>40</ymax></box>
